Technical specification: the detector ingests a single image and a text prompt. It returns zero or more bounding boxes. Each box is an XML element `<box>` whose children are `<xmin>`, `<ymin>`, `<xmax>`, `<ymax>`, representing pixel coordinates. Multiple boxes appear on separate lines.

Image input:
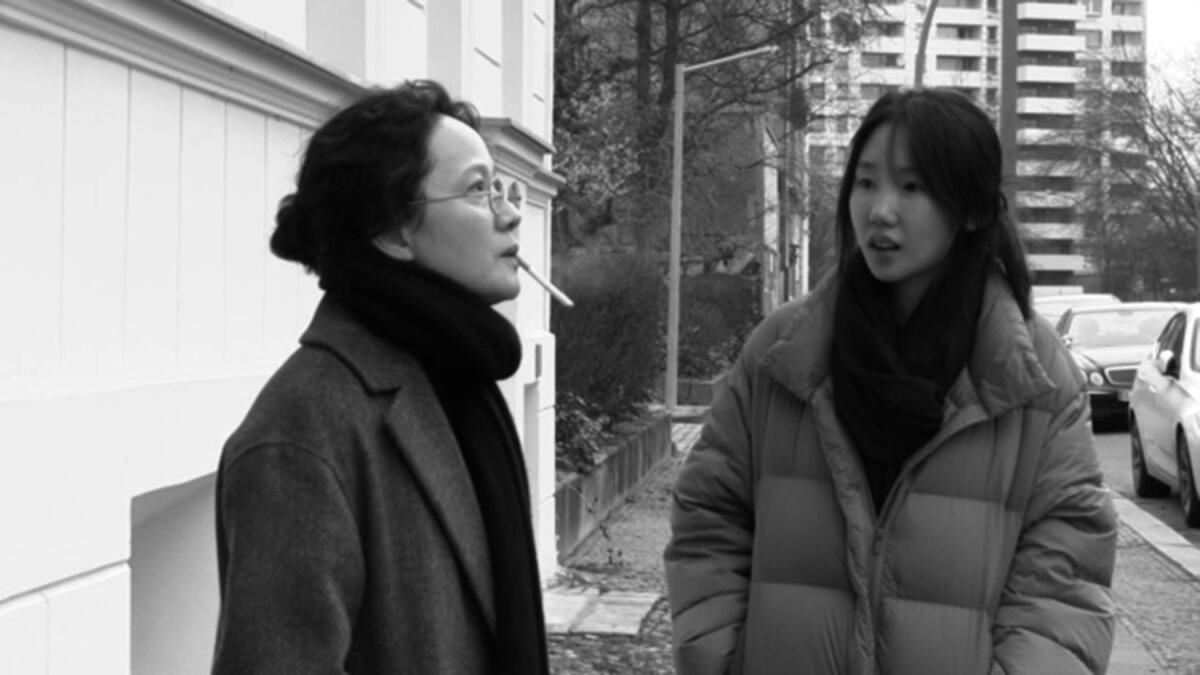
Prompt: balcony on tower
<box><xmin>1017</xmin><ymin>64</ymin><xmax>1084</xmax><ymax>84</ymax></box>
<box><xmin>1017</xmin><ymin>33</ymin><xmax>1086</xmax><ymax>52</ymax></box>
<box><xmin>1023</xmin><ymin>222</ymin><xmax>1084</xmax><ymax>241</ymax></box>
<box><xmin>1016</xmin><ymin>96</ymin><xmax>1080</xmax><ymax>115</ymax></box>
<box><xmin>1029</xmin><ymin>253</ymin><xmax>1091</xmax><ymax>274</ymax></box>
<box><xmin>1017</xmin><ymin>2</ymin><xmax>1086</xmax><ymax>22</ymax></box>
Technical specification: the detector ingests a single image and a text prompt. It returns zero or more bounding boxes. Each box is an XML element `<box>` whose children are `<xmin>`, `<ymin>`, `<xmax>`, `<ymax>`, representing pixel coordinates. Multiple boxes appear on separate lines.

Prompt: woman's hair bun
<box><xmin>269</xmin><ymin>193</ymin><xmax>318</xmax><ymax>269</ymax></box>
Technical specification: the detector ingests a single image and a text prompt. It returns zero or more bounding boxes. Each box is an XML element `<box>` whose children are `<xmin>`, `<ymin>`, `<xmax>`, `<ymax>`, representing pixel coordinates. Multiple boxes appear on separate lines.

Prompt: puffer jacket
<box><xmin>664</xmin><ymin>274</ymin><xmax>1117</xmax><ymax>675</ymax></box>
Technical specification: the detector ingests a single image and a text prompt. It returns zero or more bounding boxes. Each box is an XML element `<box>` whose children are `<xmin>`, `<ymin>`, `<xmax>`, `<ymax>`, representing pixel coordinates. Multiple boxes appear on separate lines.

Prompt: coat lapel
<box><xmin>385</xmin><ymin>380</ymin><xmax>497</xmax><ymax>635</ymax></box>
<box><xmin>300</xmin><ymin>295</ymin><xmax>497</xmax><ymax>635</ymax></box>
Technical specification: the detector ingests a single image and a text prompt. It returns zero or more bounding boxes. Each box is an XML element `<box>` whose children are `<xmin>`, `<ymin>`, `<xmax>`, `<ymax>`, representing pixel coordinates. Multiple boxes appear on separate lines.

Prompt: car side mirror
<box><xmin>1156</xmin><ymin>350</ymin><xmax>1179</xmax><ymax>377</ymax></box>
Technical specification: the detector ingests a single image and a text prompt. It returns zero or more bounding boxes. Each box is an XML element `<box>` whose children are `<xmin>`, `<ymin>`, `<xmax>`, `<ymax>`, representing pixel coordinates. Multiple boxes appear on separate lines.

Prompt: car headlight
<box><xmin>1071</xmin><ymin>354</ymin><xmax>1105</xmax><ymax>387</ymax></box>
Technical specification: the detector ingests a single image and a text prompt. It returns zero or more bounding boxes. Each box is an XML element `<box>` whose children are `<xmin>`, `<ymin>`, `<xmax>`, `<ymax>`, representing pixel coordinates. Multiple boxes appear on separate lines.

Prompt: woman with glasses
<box><xmin>212</xmin><ymin>80</ymin><xmax>548</xmax><ymax>675</ymax></box>
<box><xmin>665</xmin><ymin>88</ymin><xmax>1116</xmax><ymax>674</ymax></box>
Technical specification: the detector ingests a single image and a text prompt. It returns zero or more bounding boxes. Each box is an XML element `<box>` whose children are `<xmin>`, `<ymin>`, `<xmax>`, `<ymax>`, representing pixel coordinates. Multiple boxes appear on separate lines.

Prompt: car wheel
<box><xmin>1178</xmin><ymin>432</ymin><xmax>1200</xmax><ymax>527</ymax></box>
<box><xmin>1131</xmin><ymin>417</ymin><xmax>1169</xmax><ymax>498</ymax></box>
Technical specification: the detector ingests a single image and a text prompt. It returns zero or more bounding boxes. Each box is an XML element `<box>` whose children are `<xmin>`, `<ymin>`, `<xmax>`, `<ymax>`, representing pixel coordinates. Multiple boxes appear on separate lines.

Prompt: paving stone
<box><xmin>1113</xmin><ymin>525</ymin><xmax>1200</xmax><ymax>673</ymax></box>
<box><xmin>544</xmin><ymin>587</ymin><xmax>599</xmax><ymax>634</ymax></box>
<box><xmin>571</xmin><ymin>591</ymin><xmax>661</xmax><ymax>635</ymax></box>
<box><xmin>1110</xmin><ymin>618</ymin><xmax>1172</xmax><ymax>674</ymax></box>
<box><xmin>672</xmin><ymin>423</ymin><xmax>702</xmax><ymax>454</ymax></box>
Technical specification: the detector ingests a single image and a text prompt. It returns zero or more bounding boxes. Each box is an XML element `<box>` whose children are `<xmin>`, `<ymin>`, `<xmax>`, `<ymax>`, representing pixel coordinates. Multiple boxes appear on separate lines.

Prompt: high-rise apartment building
<box><xmin>799</xmin><ymin>0</ymin><xmax>1146</xmax><ymax>290</ymax></box>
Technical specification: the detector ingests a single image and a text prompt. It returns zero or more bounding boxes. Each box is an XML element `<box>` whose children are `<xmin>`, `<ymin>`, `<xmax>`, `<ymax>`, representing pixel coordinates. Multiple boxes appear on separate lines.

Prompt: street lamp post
<box><xmin>913</xmin><ymin>0</ymin><xmax>941</xmax><ymax>87</ymax></box>
<box><xmin>666</xmin><ymin>44</ymin><xmax>780</xmax><ymax>413</ymax></box>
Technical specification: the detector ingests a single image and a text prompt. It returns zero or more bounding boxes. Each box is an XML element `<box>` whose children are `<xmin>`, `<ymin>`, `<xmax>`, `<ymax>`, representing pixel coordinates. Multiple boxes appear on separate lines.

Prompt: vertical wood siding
<box><xmin>0</xmin><ymin>26</ymin><xmax>316</xmax><ymax>602</ymax></box>
<box><xmin>528</xmin><ymin>5</ymin><xmax>549</xmax><ymax>136</ymax></box>
<box><xmin>0</xmin><ymin>23</ymin><xmax>64</xmax><ymax>380</ymax></box>
<box><xmin>179</xmin><ymin>89</ymin><xmax>230</xmax><ymax>366</ymax></box>
<box><xmin>126</xmin><ymin>71</ymin><xmax>182</xmax><ymax>371</ymax></box>
<box><xmin>61</xmin><ymin>50</ymin><xmax>128</xmax><ymax>375</ymax></box>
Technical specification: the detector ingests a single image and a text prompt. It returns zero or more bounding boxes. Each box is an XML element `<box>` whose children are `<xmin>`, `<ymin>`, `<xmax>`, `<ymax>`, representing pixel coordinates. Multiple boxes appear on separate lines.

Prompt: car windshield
<box><xmin>1066</xmin><ymin>309</ymin><xmax>1176</xmax><ymax>348</ymax></box>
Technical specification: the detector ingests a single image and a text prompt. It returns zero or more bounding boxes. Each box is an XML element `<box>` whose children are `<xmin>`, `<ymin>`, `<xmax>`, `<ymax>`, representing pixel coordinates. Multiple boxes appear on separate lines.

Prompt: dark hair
<box><xmin>269</xmin><ymin>80</ymin><xmax>480</xmax><ymax>272</ymax></box>
<box><xmin>834</xmin><ymin>88</ymin><xmax>1032</xmax><ymax>318</ymax></box>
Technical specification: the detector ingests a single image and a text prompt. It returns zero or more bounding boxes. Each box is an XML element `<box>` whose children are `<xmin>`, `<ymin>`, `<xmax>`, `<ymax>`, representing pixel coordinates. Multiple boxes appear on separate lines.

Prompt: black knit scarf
<box><xmin>831</xmin><ymin>243</ymin><xmax>986</xmax><ymax>514</ymax></box>
<box><xmin>319</xmin><ymin>245</ymin><xmax>548</xmax><ymax>675</ymax></box>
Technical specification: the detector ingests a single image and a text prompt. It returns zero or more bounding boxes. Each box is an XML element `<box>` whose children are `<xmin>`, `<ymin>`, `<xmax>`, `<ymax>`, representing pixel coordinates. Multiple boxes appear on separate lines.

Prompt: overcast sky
<box><xmin>1146</xmin><ymin>0</ymin><xmax>1199</xmax><ymax>74</ymax></box>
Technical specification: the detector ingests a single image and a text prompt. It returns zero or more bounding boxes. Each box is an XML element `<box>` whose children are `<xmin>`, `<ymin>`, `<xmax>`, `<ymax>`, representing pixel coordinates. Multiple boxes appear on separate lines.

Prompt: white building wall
<box><xmin>0</xmin><ymin>0</ymin><xmax>559</xmax><ymax>673</ymax></box>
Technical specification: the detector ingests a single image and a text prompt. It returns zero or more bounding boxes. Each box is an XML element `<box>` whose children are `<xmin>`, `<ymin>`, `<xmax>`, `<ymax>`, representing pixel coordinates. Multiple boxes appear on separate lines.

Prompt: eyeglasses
<box><xmin>410</xmin><ymin>177</ymin><xmax>523</xmax><ymax>216</ymax></box>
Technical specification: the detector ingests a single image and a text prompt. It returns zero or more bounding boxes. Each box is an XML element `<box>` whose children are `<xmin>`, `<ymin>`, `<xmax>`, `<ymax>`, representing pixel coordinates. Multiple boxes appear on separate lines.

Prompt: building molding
<box><xmin>481</xmin><ymin>116</ymin><xmax>564</xmax><ymax>201</ymax></box>
<box><xmin>0</xmin><ymin>0</ymin><xmax>364</xmax><ymax>127</ymax></box>
<box><xmin>530</xmin><ymin>168</ymin><xmax>568</xmax><ymax>201</ymax></box>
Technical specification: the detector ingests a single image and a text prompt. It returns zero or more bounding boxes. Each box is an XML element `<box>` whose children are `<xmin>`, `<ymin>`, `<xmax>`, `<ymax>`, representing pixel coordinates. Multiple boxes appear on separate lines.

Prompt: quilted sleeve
<box><xmin>991</xmin><ymin>383</ymin><xmax>1117</xmax><ymax>675</ymax></box>
<box><xmin>664</xmin><ymin>342</ymin><xmax>759</xmax><ymax>675</ymax></box>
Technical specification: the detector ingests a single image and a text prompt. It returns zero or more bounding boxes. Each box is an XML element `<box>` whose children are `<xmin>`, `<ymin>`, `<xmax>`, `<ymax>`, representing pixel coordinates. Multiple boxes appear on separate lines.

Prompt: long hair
<box><xmin>833</xmin><ymin>88</ymin><xmax>1032</xmax><ymax>318</ymax></box>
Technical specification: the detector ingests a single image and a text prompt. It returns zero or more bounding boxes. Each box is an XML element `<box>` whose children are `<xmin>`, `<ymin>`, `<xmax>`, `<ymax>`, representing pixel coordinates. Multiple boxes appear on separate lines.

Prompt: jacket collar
<box><xmin>761</xmin><ymin>272</ymin><xmax>1056</xmax><ymax>418</ymax></box>
<box><xmin>299</xmin><ymin>295</ymin><xmax>497</xmax><ymax>634</ymax></box>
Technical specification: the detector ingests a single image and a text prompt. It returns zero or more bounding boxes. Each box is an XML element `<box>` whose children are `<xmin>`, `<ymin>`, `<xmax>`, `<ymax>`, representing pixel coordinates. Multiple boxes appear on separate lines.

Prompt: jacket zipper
<box><xmin>868</xmin><ymin>489</ymin><xmax>896</xmax><ymax>638</ymax></box>
<box><xmin>860</xmin><ymin>406</ymin><xmax>984</xmax><ymax>670</ymax></box>
<box><xmin>847</xmin><ymin>451</ymin><xmax>891</xmax><ymax>671</ymax></box>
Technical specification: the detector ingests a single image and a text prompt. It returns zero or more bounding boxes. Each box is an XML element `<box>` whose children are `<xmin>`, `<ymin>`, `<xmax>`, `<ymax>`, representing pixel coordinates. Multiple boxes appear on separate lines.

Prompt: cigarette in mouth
<box><xmin>515</xmin><ymin>254</ymin><xmax>574</xmax><ymax>308</ymax></box>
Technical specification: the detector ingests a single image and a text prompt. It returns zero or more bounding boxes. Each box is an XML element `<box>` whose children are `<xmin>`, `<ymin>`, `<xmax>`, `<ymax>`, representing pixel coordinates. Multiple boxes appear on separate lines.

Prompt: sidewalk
<box><xmin>545</xmin><ymin>420</ymin><xmax>1192</xmax><ymax>674</ymax></box>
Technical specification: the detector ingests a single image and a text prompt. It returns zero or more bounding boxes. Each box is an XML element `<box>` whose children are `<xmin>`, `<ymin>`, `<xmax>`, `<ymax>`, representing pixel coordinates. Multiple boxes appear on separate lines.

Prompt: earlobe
<box><xmin>373</xmin><ymin>232</ymin><xmax>416</xmax><ymax>261</ymax></box>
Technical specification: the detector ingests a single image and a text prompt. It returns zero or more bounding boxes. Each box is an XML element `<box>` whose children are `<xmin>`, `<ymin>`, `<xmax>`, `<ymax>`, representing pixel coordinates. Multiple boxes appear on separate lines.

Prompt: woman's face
<box><xmin>849</xmin><ymin>122</ymin><xmax>957</xmax><ymax>320</ymax></box>
<box><xmin>377</xmin><ymin>115</ymin><xmax>521</xmax><ymax>305</ymax></box>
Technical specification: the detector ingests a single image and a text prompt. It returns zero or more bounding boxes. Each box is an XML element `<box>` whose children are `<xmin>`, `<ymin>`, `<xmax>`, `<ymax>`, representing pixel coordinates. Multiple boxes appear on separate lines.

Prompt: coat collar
<box><xmin>300</xmin><ymin>295</ymin><xmax>413</xmax><ymax>393</ymax></box>
<box><xmin>761</xmin><ymin>272</ymin><xmax>1056</xmax><ymax>419</ymax></box>
<box><xmin>299</xmin><ymin>295</ymin><xmax>497</xmax><ymax>634</ymax></box>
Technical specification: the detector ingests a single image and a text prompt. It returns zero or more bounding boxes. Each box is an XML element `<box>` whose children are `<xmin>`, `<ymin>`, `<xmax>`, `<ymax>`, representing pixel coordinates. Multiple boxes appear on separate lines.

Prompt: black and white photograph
<box><xmin>1</xmin><ymin>0</ymin><xmax>1197</xmax><ymax>673</ymax></box>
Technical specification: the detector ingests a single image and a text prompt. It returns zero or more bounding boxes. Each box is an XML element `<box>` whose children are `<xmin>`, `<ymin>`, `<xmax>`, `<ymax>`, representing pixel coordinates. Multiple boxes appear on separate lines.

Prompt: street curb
<box><xmin>1112</xmin><ymin>493</ymin><xmax>1200</xmax><ymax>581</ymax></box>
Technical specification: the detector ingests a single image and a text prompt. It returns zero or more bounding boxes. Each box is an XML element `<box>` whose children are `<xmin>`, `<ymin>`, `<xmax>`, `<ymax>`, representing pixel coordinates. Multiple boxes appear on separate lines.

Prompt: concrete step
<box><xmin>544</xmin><ymin>587</ymin><xmax>660</xmax><ymax>635</ymax></box>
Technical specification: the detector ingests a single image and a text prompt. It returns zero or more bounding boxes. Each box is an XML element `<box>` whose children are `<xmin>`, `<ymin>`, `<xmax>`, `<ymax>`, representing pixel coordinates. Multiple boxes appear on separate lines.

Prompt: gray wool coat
<box><xmin>212</xmin><ymin>296</ymin><xmax>498</xmax><ymax>674</ymax></box>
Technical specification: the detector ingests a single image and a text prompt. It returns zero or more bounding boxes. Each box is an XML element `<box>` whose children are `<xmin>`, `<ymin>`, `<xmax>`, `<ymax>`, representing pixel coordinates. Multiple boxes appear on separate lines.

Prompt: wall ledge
<box><xmin>554</xmin><ymin>412</ymin><xmax>672</xmax><ymax>561</ymax></box>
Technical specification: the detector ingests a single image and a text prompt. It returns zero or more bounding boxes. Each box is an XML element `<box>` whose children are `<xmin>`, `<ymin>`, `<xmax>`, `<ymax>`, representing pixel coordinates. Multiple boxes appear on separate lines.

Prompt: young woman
<box><xmin>665</xmin><ymin>89</ymin><xmax>1117</xmax><ymax>674</ymax></box>
<box><xmin>212</xmin><ymin>80</ymin><xmax>548</xmax><ymax>674</ymax></box>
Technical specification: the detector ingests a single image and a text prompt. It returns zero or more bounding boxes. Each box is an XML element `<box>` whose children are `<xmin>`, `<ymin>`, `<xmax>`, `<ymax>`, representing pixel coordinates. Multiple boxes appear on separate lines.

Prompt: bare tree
<box><xmin>1069</xmin><ymin>53</ymin><xmax>1200</xmax><ymax>297</ymax></box>
<box><xmin>553</xmin><ymin>0</ymin><xmax>883</xmax><ymax>255</ymax></box>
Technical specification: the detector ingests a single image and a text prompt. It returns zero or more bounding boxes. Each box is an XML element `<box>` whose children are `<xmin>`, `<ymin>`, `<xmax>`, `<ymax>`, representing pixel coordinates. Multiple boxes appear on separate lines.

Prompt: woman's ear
<box><xmin>373</xmin><ymin>230</ymin><xmax>416</xmax><ymax>261</ymax></box>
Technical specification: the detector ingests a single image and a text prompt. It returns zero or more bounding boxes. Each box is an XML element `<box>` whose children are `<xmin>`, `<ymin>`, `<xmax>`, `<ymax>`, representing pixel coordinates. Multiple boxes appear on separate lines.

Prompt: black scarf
<box><xmin>319</xmin><ymin>245</ymin><xmax>548</xmax><ymax>675</ymax></box>
<box><xmin>831</xmin><ymin>243</ymin><xmax>986</xmax><ymax>514</ymax></box>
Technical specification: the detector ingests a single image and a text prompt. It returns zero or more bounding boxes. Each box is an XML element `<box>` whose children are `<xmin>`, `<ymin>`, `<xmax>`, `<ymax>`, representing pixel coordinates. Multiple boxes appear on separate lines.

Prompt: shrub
<box><xmin>553</xmin><ymin>392</ymin><xmax>610</xmax><ymax>474</ymax></box>
<box><xmin>552</xmin><ymin>252</ymin><xmax>665</xmax><ymax>419</ymax></box>
<box><xmin>679</xmin><ymin>273</ymin><xmax>761</xmax><ymax>378</ymax></box>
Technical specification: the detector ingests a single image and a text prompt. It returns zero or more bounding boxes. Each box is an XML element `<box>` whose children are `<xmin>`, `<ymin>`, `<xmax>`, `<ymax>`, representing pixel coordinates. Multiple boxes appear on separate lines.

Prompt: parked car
<box><xmin>1056</xmin><ymin>302</ymin><xmax>1180</xmax><ymax>424</ymax></box>
<box><xmin>1128</xmin><ymin>304</ymin><xmax>1200</xmax><ymax>526</ymax></box>
<box><xmin>1033</xmin><ymin>292</ymin><xmax>1121</xmax><ymax>325</ymax></box>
